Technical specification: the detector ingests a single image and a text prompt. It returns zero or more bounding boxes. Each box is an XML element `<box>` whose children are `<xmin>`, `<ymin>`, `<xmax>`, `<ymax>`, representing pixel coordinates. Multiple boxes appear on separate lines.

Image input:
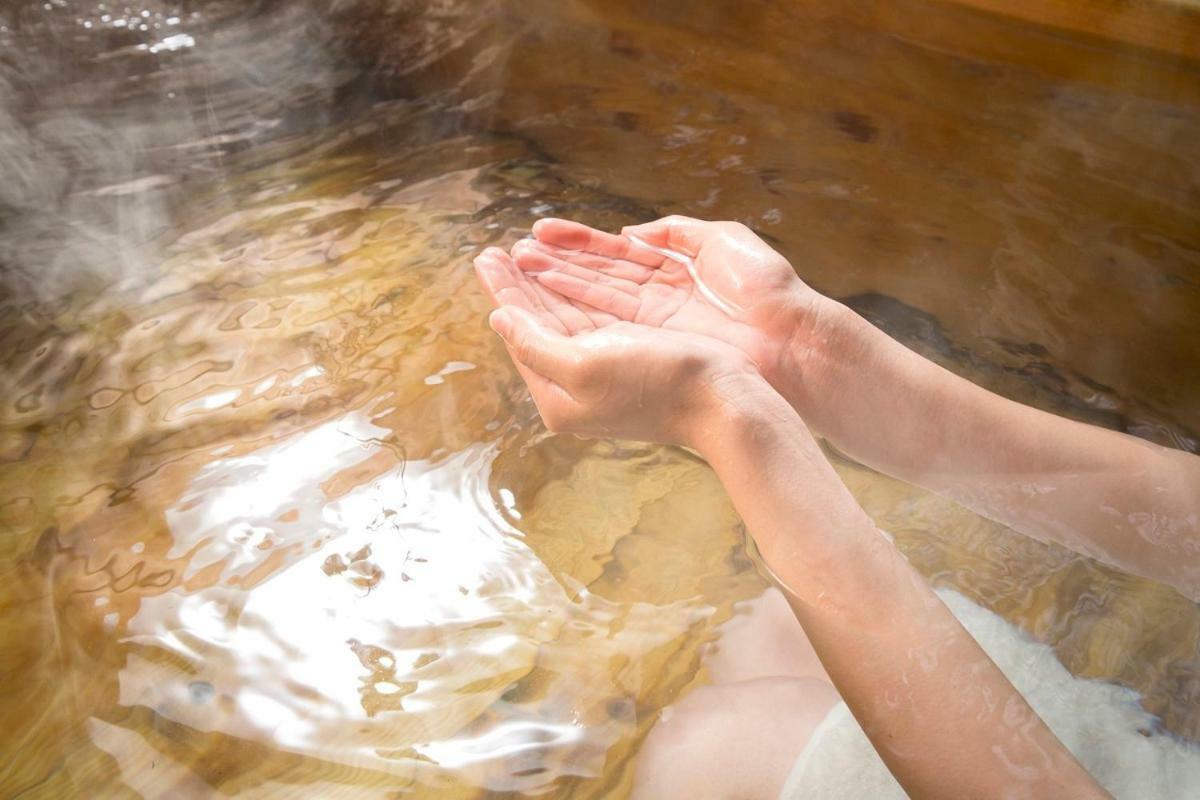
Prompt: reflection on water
<box><xmin>0</xmin><ymin>0</ymin><xmax>1198</xmax><ymax>797</ymax></box>
<box><xmin>115</xmin><ymin>422</ymin><xmax>699</xmax><ymax>793</ymax></box>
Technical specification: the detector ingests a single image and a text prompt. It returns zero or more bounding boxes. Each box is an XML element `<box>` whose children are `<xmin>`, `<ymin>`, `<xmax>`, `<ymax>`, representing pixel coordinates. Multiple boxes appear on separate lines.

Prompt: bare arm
<box><xmin>693</xmin><ymin>378</ymin><xmax>1112</xmax><ymax>800</ymax></box>
<box><xmin>522</xmin><ymin>216</ymin><xmax>1200</xmax><ymax>598</ymax></box>
<box><xmin>780</xmin><ymin>302</ymin><xmax>1200</xmax><ymax>599</ymax></box>
<box><xmin>476</xmin><ymin>244</ymin><xmax>1111</xmax><ymax>799</ymax></box>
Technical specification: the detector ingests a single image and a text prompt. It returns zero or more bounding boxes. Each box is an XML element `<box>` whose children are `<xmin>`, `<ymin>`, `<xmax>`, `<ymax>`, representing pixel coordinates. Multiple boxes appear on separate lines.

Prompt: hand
<box><xmin>473</xmin><ymin>246</ymin><xmax>769</xmax><ymax>448</ymax></box>
<box><xmin>513</xmin><ymin>216</ymin><xmax>848</xmax><ymax>390</ymax></box>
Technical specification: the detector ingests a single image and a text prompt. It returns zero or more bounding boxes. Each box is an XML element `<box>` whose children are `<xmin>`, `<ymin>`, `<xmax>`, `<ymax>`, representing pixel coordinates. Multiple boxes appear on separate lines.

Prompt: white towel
<box><xmin>779</xmin><ymin>589</ymin><xmax>1200</xmax><ymax>800</ymax></box>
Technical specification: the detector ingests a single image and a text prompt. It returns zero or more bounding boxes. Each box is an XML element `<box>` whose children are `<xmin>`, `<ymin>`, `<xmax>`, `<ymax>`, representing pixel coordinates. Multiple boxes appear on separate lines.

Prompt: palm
<box><xmin>473</xmin><ymin>246</ymin><xmax>618</xmax><ymax>337</ymax></box>
<box><xmin>474</xmin><ymin>243</ymin><xmax>753</xmax><ymax>439</ymax></box>
<box><xmin>474</xmin><ymin>244</ymin><xmax>733</xmax><ymax>349</ymax></box>
<box><xmin>508</xmin><ymin>229</ymin><xmax>779</xmax><ymax>365</ymax></box>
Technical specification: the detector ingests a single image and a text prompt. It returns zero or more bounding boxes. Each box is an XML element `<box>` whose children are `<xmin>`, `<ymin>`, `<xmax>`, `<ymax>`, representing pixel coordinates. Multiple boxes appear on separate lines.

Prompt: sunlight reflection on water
<box><xmin>115</xmin><ymin>415</ymin><xmax>702</xmax><ymax>792</ymax></box>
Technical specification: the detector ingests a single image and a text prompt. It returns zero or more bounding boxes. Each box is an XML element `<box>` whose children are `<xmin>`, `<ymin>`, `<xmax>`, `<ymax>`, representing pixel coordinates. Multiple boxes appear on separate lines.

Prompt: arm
<box><xmin>522</xmin><ymin>216</ymin><xmax>1200</xmax><ymax>599</ymax></box>
<box><xmin>692</xmin><ymin>378</ymin><xmax>1111</xmax><ymax>800</ymax></box>
<box><xmin>474</xmin><ymin>247</ymin><xmax>1109</xmax><ymax>799</ymax></box>
<box><xmin>775</xmin><ymin>298</ymin><xmax>1200</xmax><ymax>599</ymax></box>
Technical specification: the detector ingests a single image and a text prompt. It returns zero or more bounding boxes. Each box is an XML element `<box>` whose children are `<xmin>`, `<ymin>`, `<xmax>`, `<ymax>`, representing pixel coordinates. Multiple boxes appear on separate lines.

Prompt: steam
<box><xmin>0</xmin><ymin>1</ymin><xmax>348</xmax><ymax>304</ymax></box>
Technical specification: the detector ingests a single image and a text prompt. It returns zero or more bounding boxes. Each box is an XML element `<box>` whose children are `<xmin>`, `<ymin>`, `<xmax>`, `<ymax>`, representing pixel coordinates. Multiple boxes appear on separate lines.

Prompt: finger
<box><xmin>516</xmin><ymin>239</ymin><xmax>654</xmax><ymax>283</ymax></box>
<box><xmin>533</xmin><ymin>270</ymin><xmax>643</xmax><ymax>321</ymax></box>
<box><xmin>526</xmin><ymin>272</ymin><xmax>602</xmax><ymax>334</ymax></box>
<box><xmin>503</xmin><ymin>241</ymin><xmax>604</xmax><ymax>333</ymax></box>
<box><xmin>489</xmin><ymin>306</ymin><xmax>582</xmax><ymax>383</ymax></box>
<box><xmin>530</xmin><ymin>278</ymin><xmax>623</xmax><ymax>331</ymax></box>
<box><xmin>531</xmin><ymin>218</ymin><xmax>665</xmax><ymax>267</ymax></box>
<box><xmin>545</xmin><ymin>247</ymin><xmax>657</xmax><ymax>284</ymax></box>
<box><xmin>620</xmin><ymin>215</ymin><xmax>707</xmax><ymax>257</ymax></box>
<box><xmin>568</xmin><ymin>300</ymin><xmax>622</xmax><ymax>329</ymax></box>
<box><xmin>512</xmin><ymin>241</ymin><xmax>644</xmax><ymax>296</ymax></box>
<box><xmin>477</xmin><ymin>247</ymin><xmax>570</xmax><ymax>335</ymax></box>
<box><xmin>474</xmin><ymin>248</ymin><xmax>536</xmax><ymax>312</ymax></box>
<box><xmin>477</xmin><ymin>247</ymin><xmax>605</xmax><ymax>338</ymax></box>
<box><xmin>491</xmin><ymin>247</ymin><xmax>574</xmax><ymax>335</ymax></box>
<box><xmin>512</xmin><ymin>360</ymin><xmax>577</xmax><ymax>414</ymax></box>
<box><xmin>503</xmin><ymin>353</ymin><xmax>582</xmax><ymax>436</ymax></box>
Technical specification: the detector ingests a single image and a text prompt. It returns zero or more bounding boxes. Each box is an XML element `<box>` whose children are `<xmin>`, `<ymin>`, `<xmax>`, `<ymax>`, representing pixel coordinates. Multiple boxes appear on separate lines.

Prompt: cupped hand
<box><xmin>473</xmin><ymin>245</ymin><xmax>766</xmax><ymax>447</ymax></box>
<box><xmin>511</xmin><ymin>216</ymin><xmax>841</xmax><ymax>384</ymax></box>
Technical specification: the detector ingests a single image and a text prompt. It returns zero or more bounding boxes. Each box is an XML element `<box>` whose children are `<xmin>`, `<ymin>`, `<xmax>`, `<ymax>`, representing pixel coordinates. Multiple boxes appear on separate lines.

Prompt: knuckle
<box><xmin>513</xmin><ymin>238</ymin><xmax>541</xmax><ymax>256</ymax></box>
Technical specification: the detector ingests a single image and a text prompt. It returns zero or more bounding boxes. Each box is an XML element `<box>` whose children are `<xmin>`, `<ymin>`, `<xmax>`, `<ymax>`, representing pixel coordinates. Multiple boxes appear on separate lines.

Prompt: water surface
<box><xmin>1</xmin><ymin>1</ymin><xmax>1197</xmax><ymax>797</ymax></box>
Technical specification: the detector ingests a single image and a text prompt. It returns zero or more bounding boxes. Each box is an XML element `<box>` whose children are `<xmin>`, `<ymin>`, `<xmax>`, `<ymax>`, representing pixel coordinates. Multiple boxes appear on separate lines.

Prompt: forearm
<box><xmin>691</xmin><ymin>390</ymin><xmax>1109</xmax><ymax>799</ymax></box>
<box><xmin>777</xmin><ymin>299</ymin><xmax>1200</xmax><ymax>597</ymax></box>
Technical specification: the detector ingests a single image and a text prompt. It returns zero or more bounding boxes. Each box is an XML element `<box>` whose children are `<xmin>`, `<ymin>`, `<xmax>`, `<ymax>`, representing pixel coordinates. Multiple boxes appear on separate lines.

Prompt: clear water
<box><xmin>1</xmin><ymin>1</ymin><xmax>1197</xmax><ymax>797</ymax></box>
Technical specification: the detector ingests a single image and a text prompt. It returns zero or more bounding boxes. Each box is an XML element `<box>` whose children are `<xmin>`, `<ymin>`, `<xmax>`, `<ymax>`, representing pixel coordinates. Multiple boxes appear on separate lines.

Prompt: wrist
<box><xmin>684</xmin><ymin>372</ymin><xmax>799</xmax><ymax>458</ymax></box>
<box><xmin>767</xmin><ymin>294</ymin><xmax>887</xmax><ymax>437</ymax></box>
<box><xmin>683</xmin><ymin>369</ymin><xmax>884</xmax><ymax>595</ymax></box>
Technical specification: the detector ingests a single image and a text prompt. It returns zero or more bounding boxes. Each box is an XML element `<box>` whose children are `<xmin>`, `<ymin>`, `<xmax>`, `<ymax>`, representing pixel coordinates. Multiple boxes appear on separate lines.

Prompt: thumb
<box><xmin>621</xmin><ymin>215</ymin><xmax>707</xmax><ymax>257</ymax></box>
<box><xmin>489</xmin><ymin>307</ymin><xmax>580</xmax><ymax>381</ymax></box>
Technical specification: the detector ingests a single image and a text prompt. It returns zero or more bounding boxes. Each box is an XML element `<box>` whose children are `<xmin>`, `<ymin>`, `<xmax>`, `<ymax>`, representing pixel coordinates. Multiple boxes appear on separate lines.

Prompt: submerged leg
<box><xmin>632</xmin><ymin>588</ymin><xmax>841</xmax><ymax>800</ymax></box>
